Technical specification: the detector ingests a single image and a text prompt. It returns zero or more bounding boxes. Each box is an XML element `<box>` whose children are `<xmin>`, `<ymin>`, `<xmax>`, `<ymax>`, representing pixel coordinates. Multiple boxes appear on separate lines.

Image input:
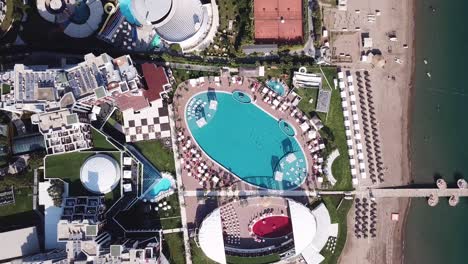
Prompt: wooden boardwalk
<box><xmin>361</xmin><ymin>188</ymin><xmax>468</xmax><ymax>198</ymax></box>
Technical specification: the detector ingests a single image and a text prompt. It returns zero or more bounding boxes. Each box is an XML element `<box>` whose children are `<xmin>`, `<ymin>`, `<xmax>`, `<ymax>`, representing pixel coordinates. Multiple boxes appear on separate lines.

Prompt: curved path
<box><xmin>325</xmin><ymin>149</ymin><xmax>339</xmax><ymax>186</ymax></box>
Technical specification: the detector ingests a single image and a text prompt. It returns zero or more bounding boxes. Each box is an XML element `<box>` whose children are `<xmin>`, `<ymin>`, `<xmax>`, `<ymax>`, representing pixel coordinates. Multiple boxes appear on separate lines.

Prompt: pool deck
<box><xmin>173</xmin><ymin>76</ymin><xmax>319</xmax><ymax>197</ymax></box>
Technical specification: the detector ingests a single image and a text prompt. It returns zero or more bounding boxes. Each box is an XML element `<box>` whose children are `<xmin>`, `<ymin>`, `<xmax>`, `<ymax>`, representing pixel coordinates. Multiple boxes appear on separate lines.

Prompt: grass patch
<box><xmin>296</xmin><ymin>66</ymin><xmax>352</xmax><ymax>190</ymax></box>
<box><xmin>190</xmin><ymin>239</ymin><xmax>217</xmax><ymax>264</ymax></box>
<box><xmin>0</xmin><ymin>153</ymin><xmax>44</xmax><ymax>229</ymax></box>
<box><xmin>319</xmin><ymin>196</ymin><xmax>353</xmax><ymax>264</ymax></box>
<box><xmin>295</xmin><ymin>88</ymin><xmax>319</xmax><ymax>116</ymax></box>
<box><xmin>163</xmin><ymin>232</ymin><xmax>186</xmax><ymax>264</ymax></box>
<box><xmin>1</xmin><ymin>83</ymin><xmax>11</xmax><ymax>94</ymax></box>
<box><xmin>91</xmin><ymin>128</ymin><xmax>116</xmax><ymax>151</ymax></box>
<box><xmin>0</xmin><ymin>187</ymin><xmax>32</xmax><ymax>217</ymax></box>
<box><xmin>132</xmin><ymin>139</ymin><xmax>175</xmax><ymax>174</ymax></box>
<box><xmin>226</xmin><ymin>254</ymin><xmax>280</xmax><ymax>264</ymax></box>
<box><xmin>45</xmin><ymin>151</ymin><xmax>121</xmax><ymax>199</ymax></box>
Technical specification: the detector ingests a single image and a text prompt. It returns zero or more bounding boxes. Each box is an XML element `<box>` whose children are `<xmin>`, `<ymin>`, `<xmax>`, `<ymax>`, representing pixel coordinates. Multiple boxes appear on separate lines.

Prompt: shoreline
<box><xmin>328</xmin><ymin>0</ymin><xmax>417</xmax><ymax>263</ymax></box>
<box><xmin>399</xmin><ymin>0</ymin><xmax>418</xmax><ymax>262</ymax></box>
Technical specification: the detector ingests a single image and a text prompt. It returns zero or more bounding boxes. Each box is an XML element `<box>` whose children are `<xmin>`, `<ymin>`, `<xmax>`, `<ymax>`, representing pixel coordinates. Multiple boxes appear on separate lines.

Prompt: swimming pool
<box><xmin>148</xmin><ymin>178</ymin><xmax>172</xmax><ymax>197</ymax></box>
<box><xmin>266</xmin><ymin>80</ymin><xmax>286</xmax><ymax>96</ymax></box>
<box><xmin>186</xmin><ymin>91</ymin><xmax>307</xmax><ymax>190</ymax></box>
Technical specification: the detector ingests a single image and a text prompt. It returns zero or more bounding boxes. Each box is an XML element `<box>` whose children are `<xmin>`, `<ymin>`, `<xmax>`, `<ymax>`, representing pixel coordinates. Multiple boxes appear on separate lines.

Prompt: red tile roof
<box><xmin>114</xmin><ymin>93</ymin><xmax>149</xmax><ymax>112</ymax></box>
<box><xmin>142</xmin><ymin>63</ymin><xmax>169</xmax><ymax>103</ymax></box>
<box><xmin>254</xmin><ymin>0</ymin><xmax>303</xmax><ymax>42</ymax></box>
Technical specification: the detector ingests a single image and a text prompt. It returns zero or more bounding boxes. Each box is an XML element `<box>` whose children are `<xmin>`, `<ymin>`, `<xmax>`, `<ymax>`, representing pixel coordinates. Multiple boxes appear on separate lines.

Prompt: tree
<box><xmin>47</xmin><ymin>179</ymin><xmax>64</xmax><ymax>207</ymax></box>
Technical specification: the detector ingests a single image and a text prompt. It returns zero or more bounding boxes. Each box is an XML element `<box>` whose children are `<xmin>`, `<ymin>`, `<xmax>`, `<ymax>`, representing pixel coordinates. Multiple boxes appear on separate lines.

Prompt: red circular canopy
<box><xmin>252</xmin><ymin>215</ymin><xmax>292</xmax><ymax>238</ymax></box>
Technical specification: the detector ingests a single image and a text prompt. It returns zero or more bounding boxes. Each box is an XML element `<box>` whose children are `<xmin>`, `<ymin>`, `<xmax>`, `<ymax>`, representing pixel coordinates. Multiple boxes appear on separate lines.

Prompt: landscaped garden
<box><xmin>44</xmin><ymin>151</ymin><xmax>121</xmax><ymax>205</ymax></box>
<box><xmin>132</xmin><ymin>139</ymin><xmax>176</xmax><ymax>175</ymax></box>
<box><xmin>162</xmin><ymin>232</ymin><xmax>186</xmax><ymax>264</ymax></box>
<box><xmin>295</xmin><ymin>66</ymin><xmax>352</xmax><ymax>190</ymax></box>
<box><xmin>318</xmin><ymin>195</ymin><xmax>353</xmax><ymax>264</ymax></box>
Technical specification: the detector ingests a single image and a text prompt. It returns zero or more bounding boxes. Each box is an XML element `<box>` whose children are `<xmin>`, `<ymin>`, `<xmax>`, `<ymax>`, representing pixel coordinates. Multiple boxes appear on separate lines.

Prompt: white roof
<box><xmin>337</xmin><ymin>72</ymin><xmax>344</xmax><ymax>79</ymax></box>
<box><xmin>80</xmin><ymin>154</ymin><xmax>120</xmax><ymax>194</ymax></box>
<box><xmin>209</xmin><ymin>100</ymin><xmax>218</xmax><ymax>110</ymax></box>
<box><xmin>274</xmin><ymin>171</ymin><xmax>284</xmax><ymax>181</ymax></box>
<box><xmin>300</xmin><ymin>122</ymin><xmax>310</xmax><ymax>132</ymax></box>
<box><xmin>39</xmin><ymin>181</ymin><xmax>65</xmax><ymax>250</ymax></box>
<box><xmin>123</xmin><ymin>170</ymin><xmax>132</xmax><ymax>179</ymax></box>
<box><xmin>288</xmin><ymin>200</ymin><xmax>317</xmax><ymax>255</ymax></box>
<box><xmin>286</xmin><ymin>153</ymin><xmax>297</xmax><ymax>163</ymax></box>
<box><xmin>198</xmin><ymin>209</ymin><xmax>226</xmax><ymax>264</ymax></box>
<box><xmin>289</xmin><ymin>201</ymin><xmax>338</xmax><ymax>264</ymax></box>
<box><xmin>0</xmin><ymin>227</ymin><xmax>40</xmax><ymax>260</ymax></box>
<box><xmin>123</xmin><ymin>157</ymin><xmax>133</xmax><ymax>166</ymax></box>
<box><xmin>156</xmin><ymin>0</ymin><xmax>205</xmax><ymax>42</ymax></box>
<box><xmin>196</xmin><ymin>117</ymin><xmax>207</xmax><ymax>128</ymax></box>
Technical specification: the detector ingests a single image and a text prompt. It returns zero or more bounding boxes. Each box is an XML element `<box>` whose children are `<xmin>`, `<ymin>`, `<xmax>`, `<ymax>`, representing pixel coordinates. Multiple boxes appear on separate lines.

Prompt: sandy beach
<box><xmin>323</xmin><ymin>0</ymin><xmax>415</xmax><ymax>263</ymax></box>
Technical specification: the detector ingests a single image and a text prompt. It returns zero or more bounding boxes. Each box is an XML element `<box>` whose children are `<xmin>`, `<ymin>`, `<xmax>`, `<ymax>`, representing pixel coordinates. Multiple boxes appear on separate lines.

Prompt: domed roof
<box><xmin>80</xmin><ymin>154</ymin><xmax>120</xmax><ymax>194</ymax></box>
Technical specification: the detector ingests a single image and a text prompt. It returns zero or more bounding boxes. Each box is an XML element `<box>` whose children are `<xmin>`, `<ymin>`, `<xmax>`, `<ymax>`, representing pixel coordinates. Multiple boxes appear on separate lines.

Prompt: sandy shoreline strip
<box><xmin>324</xmin><ymin>0</ymin><xmax>415</xmax><ymax>263</ymax></box>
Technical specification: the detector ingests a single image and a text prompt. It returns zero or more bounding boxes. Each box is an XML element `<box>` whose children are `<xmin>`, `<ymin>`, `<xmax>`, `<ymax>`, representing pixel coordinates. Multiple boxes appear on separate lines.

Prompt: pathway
<box><xmin>168</xmin><ymin>104</ymin><xmax>192</xmax><ymax>264</ymax></box>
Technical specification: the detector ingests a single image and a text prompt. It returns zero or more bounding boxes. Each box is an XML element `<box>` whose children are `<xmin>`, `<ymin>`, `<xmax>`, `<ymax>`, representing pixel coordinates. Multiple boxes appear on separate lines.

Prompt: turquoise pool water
<box><xmin>186</xmin><ymin>91</ymin><xmax>307</xmax><ymax>190</ymax></box>
<box><xmin>266</xmin><ymin>80</ymin><xmax>286</xmax><ymax>96</ymax></box>
<box><xmin>148</xmin><ymin>178</ymin><xmax>172</xmax><ymax>197</ymax></box>
<box><xmin>119</xmin><ymin>0</ymin><xmax>141</xmax><ymax>26</ymax></box>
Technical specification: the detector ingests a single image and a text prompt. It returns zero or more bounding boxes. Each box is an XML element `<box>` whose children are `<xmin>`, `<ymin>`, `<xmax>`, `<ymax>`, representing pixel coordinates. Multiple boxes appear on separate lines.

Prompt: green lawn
<box><xmin>319</xmin><ymin>196</ymin><xmax>353</xmax><ymax>264</ymax></box>
<box><xmin>0</xmin><ymin>167</ymin><xmax>41</xmax><ymax>231</ymax></box>
<box><xmin>45</xmin><ymin>151</ymin><xmax>121</xmax><ymax>198</ymax></box>
<box><xmin>295</xmin><ymin>88</ymin><xmax>319</xmax><ymax>116</ymax></box>
<box><xmin>1</xmin><ymin>84</ymin><xmax>11</xmax><ymax>94</ymax></box>
<box><xmin>296</xmin><ymin>66</ymin><xmax>353</xmax><ymax>190</ymax></box>
<box><xmin>163</xmin><ymin>232</ymin><xmax>186</xmax><ymax>264</ymax></box>
<box><xmin>132</xmin><ymin>139</ymin><xmax>176</xmax><ymax>174</ymax></box>
<box><xmin>0</xmin><ymin>187</ymin><xmax>32</xmax><ymax>217</ymax></box>
<box><xmin>190</xmin><ymin>239</ymin><xmax>217</xmax><ymax>264</ymax></box>
<box><xmin>226</xmin><ymin>254</ymin><xmax>280</xmax><ymax>264</ymax></box>
<box><xmin>92</xmin><ymin>128</ymin><xmax>116</xmax><ymax>151</ymax></box>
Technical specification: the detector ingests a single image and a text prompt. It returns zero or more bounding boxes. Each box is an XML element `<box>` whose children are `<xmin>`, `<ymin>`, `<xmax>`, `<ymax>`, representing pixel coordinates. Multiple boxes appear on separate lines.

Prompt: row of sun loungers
<box><xmin>338</xmin><ymin>70</ymin><xmax>367</xmax><ymax>186</ymax></box>
<box><xmin>355</xmin><ymin>71</ymin><xmax>384</xmax><ymax>183</ymax></box>
<box><xmin>354</xmin><ymin>198</ymin><xmax>377</xmax><ymax>238</ymax></box>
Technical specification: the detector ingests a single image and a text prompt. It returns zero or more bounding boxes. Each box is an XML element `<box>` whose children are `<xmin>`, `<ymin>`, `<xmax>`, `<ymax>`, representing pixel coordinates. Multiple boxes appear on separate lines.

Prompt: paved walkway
<box><xmin>168</xmin><ymin>104</ymin><xmax>192</xmax><ymax>264</ymax></box>
<box><xmin>162</xmin><ymin>228</ymin><xmax>184</xmax><ymax>234</ymax></box>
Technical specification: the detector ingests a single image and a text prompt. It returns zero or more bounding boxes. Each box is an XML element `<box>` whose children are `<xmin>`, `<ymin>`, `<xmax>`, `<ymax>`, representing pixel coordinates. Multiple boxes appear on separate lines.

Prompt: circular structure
<box><xmin>232</xmin><ymin>91</ymin><xmax>251</xmax><ymax>103</ymax></box>
<box><xmin>252</xmin><ymin>215</ymin><xmax>292</xmax><ymax>238</ymax></box>
<box><xmin>449</xmin><ymin>195</ymin><xmax>459</xmax><ymax>207</ymax></box>
<box><xmin>49</xmin><ymin>0</ymin><xmax>63</xmax><ymax>10</ymax></box>
<box><xmin>279</xmin><ymin>120</ymin><xmax>295</xmax><ymax>136</ymax></box>
<box><xmin>457</xmin><ymin>179</ymin><xmax>467</xmax><ymax>189</ymax></box>
<box><xmin>131</xmin><ymin>0</ymin><xmax>173</xmax><ymax>25</ymax></box>
<box><xmin>198</xmin><ymin>197</ymin><xmax>337</xmax><ymax>264</ymax></box>
<box><xmin>80</xmin><ymin>154</ymin><xmax>120</xmax><ymax>194</ymax></box>
<box><xmin>428</xmin><ymin>194</ymin><xmax>439</xmax><ymax>207</ymax></box>
<box><xmin>298</xmin><ymin>66</ymin><xmax>307</xmax><ymax>73</ymax></box>
<box><xmin>436</xmin><ymin>178</ymin><xmax>447</xmax><ymax>189</ymax></box>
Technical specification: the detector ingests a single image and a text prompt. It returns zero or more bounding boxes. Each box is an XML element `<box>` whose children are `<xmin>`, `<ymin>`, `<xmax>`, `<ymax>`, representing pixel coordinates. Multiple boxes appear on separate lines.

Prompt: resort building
<box><xmin>98</xmin><ymin>0</ymin><xmax>219</xmax><ymax>52</ymax></box>
<box><xmin>254</xmin><ymin>0</ymin><xmax>303</xmax><ymax>43</ymax></box>
<box><xmin>36</xmin><ymin>0</ymin><xmax>104</xmax><ymax>38</ymax></box>
<box><xmin>31</xmin><ymin>109</ymin><xmax>93</xmax><ymax>154</ymax></box>
<box><xmin>0</xmin><ymin>226</ymin><xmax>40</xmax><ymax>261</ymax></box>
<box><xmin>292</xmin><ymin>67</ymin><xmax>323</xmax><ymax>89</ymax></box>
<box><xmin>198</xmin><ymin>197</ymin><xmax>338</xmax><ymax>264</ymax></box>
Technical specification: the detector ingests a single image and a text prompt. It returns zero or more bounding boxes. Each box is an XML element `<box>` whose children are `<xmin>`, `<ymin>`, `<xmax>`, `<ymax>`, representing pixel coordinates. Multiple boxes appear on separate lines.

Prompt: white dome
<box><xmin>156</xmin><ymin>0</ymin><xmax>204</xmax><ymax>42</ymax></box>
<box><xmin>80</xmin><ymin>154</ymin><xmax>120</xmax><ymax>194</ymax></box>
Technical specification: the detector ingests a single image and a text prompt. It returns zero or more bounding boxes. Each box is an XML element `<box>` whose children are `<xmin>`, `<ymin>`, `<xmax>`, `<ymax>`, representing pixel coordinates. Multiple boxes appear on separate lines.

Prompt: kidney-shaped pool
<box><xmin>185</xmin><ymin>91</ymin><xmax>307</xmax><ymax>190</ymax></box>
